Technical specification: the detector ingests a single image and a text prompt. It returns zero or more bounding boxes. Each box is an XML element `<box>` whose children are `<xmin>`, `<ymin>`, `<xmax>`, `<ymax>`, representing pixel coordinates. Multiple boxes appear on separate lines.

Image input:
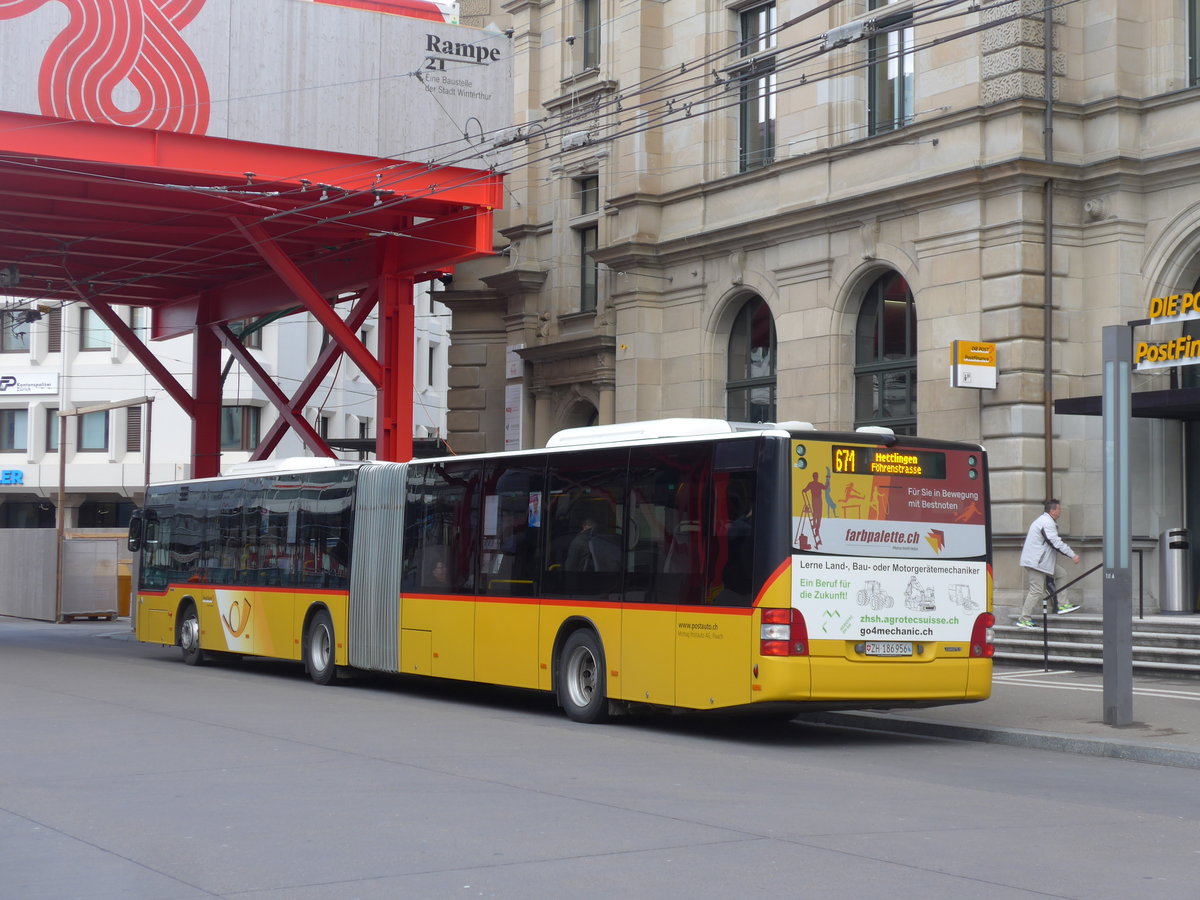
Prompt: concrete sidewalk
<box><xmin>803</xmin><ymin>663</ymin><xmax>1200</xmax><ymax>769</ymax></box>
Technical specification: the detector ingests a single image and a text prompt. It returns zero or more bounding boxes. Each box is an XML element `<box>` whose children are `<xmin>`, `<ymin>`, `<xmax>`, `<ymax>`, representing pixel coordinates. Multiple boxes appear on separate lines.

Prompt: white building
<box><xmin>0</xmin><ymin>284</ymin><xmax>450</xmax><ymax>529</ymax></box>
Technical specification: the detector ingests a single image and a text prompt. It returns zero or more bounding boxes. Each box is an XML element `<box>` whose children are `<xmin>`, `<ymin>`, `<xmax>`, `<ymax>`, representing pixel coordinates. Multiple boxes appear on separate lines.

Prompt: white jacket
<box><xmin>1019</xmin><ymin>511</ymin><xmax>1075</xmax><ymax>574</ymax></box>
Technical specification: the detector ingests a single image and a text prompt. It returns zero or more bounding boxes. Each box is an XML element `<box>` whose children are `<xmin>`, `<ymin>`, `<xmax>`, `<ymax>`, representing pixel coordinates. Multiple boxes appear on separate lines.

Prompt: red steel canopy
<box><xmin>0</xmin><ymin>110</ymin><xmax>501</xmax><ymax>476</ymax></box>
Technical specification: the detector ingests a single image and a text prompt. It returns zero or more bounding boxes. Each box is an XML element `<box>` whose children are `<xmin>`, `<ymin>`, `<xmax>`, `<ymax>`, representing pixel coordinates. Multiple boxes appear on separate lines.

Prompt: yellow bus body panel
<box><xmin>535</xmin><ymin>601</ymin><xmax>622</xmax><ymax>694</ymax></box>
<box><xmin>136</xmin><ymin>592</ymin><xmax>175</xmax><ymax>645</ymax></box>
<box><xmin>617</xmin><ymin>604</ymin><xmax>677</xmax><ymax>706</ymax></box>
<box><xmin>675</xmin><ymin>608</ymin><xmax>753</xmax><ymax>710</ymax></box>
<box><xmin>807</xmin><ymin>652</ymin><xmax>991</xmax><ymax>702</ymax></box>
<box><xmin>476</xmin><ymin>597</ymin><xmax>539</xmax><ymax>689</ymax></box>
<box><xmin>401</xmin><ymin>594</ymin><xmax>475</xmax><ymax>681</ymax></box>
<box><xmin>136</xmin><ymin>585</ymin><xmax>350</xmax><ymax>666</ymax></box>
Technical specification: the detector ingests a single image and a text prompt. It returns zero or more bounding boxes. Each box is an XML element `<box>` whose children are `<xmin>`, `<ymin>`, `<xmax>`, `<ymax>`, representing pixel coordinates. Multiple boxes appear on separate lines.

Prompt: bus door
<box><xmin>673</xmin><ymin>448</ymin><xmax>757</xmax><ymax>710</ymax></box>
<box><xmin>623</xmin><ymin>442</ymin><xmax>757</xmax><ymax>710</ymax></box>
<box><xmin>400</xmin><ymin>460</ymin><xmax>479</xmax><ymax>681</ymax></box>
<box><xmin>213</xmin><ymin>481</ymin><xmax>299</xmax><ymax>660</ymax></box>
<box><xmin>476</xmin><ymin>459</ymin><xmax>542</xmax><ymax>689</ymax></box>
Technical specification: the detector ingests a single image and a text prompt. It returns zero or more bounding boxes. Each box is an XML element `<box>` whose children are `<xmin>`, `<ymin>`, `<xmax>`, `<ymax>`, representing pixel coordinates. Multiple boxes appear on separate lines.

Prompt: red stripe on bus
<box><xmin>752</xmin><ymin>558</ymin><xmax>791</xmax><ymax>607</ymax></box>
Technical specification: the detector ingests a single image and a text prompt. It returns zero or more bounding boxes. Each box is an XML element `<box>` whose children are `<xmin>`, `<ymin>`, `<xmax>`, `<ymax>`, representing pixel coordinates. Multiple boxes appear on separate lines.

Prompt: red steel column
<box><xmin>192</xmin><ymin>320</ymin><xmax>223</xmax><ymax>478</ymax></box>
<box><xmin>376</xmin><ymin>239</ymin><xmax>414</xmax><ymax>461</ymax></box>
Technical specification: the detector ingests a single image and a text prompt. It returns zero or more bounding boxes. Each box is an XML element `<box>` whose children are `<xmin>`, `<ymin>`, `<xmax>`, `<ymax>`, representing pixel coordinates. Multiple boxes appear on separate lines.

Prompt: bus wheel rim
<box><xmin>180</xmin><ymin>615</ymin><xmax>199</xmax><ymax>651</ymax></box>
<box><xmin>567</xmin><ymin>646</ymin><xmax>596</xmax><ymax>708</ymax></box>
<box><xmin>311</xmin><ymin>625</ymin><xmax>331</xmax><ymax>670</ymax></box>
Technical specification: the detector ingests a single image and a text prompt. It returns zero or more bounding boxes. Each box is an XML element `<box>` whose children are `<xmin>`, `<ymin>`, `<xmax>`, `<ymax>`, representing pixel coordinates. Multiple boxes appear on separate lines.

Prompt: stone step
<box><xmin>996</xmin><ymin>626</ymin><xmax>1200</xmax><ymax>650</ymax></box>
<box><xmin>993</xmin><ymin>615</ymin><xmax>1200</xmax><ymax>677</ymax></box>
<box><xmin>995</xmin><ymin>650</ymin><xmax>1200</xmax><ymax>676</ymax></box>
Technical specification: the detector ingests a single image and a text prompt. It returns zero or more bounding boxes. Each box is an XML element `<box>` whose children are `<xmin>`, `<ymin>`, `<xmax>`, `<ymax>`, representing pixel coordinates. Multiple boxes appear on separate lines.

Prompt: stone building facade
<box><xmin>443</xmin><ymin>0</ymin><xmax>1200</xmax><ymax>614</ymax></box>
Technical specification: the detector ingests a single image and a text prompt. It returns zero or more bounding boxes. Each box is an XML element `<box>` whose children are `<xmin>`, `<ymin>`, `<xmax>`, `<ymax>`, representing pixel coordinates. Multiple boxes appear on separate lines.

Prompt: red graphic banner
<box><xmin>0</xmin><ymin>0</ymin><xmax>210</xmax><ymax>134</ymax></box>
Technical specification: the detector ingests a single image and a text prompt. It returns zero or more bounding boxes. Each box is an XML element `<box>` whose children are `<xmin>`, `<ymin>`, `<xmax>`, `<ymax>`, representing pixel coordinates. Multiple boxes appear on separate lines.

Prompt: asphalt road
<box><xmin>2</xmin><ymin>618</ymin><xmax>1199</xmax><ymax>899</ymax></box>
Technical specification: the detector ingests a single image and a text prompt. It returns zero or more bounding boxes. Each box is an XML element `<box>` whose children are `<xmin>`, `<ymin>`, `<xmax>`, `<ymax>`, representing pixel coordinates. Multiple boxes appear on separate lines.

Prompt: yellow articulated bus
<box><xmin>127</xmin><ymin>419</ymin><xmax>993</xmax><ymax>722</ymax></box>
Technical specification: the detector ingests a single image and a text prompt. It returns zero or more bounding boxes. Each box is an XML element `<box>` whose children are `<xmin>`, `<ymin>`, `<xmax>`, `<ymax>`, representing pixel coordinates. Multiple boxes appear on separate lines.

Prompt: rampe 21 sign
<box><xmin>1135</xmin><ymin>293</ymin><xmax>1200</xmax><ymax>370</ymax></box>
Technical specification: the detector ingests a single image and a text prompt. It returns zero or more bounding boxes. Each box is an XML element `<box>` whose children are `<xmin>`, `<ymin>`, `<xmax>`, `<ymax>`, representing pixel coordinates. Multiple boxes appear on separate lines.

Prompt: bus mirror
<box><xmin>128</xmin><ymin>509</ymin><xmax>145</xmax><ymax>552</ymax></box>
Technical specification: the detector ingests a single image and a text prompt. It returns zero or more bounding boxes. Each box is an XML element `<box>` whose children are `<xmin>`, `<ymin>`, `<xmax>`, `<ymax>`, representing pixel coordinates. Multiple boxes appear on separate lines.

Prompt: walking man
<box><xmin>1016</xmin><ymin>499</ymin><xmax>1081</xmax><ymax>628</ymax></box>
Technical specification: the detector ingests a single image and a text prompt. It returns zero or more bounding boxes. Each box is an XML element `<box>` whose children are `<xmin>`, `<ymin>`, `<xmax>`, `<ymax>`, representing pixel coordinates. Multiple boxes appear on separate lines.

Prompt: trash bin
<box><xmin>1159</xmin><ymin>529</ymin><xmax>1196</xmax><ymax>614</ymax></box>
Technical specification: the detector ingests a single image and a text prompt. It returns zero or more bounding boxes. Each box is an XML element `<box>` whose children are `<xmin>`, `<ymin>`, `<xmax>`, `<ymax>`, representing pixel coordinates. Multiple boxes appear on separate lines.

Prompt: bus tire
<box><xmin>305</xmin><ymin>610</ymin><xmax>337</xmax><ymax>685</ymax></box>
<box><xmin>179</xmin><ymin>601</ymin><xmax>204</xmax><ymax>667</ymax></box>
<box><xmin>558</xmin><ymin>630</ymin><xmax>608</xmax><ymax>724</ymax></box>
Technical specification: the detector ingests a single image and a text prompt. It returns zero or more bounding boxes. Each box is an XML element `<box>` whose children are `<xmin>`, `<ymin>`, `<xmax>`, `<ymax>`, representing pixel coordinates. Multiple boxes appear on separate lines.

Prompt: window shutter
<box><xmin>47</xmin><ymin>307</ymin><xmax>62</xmax><ymax>353</ymax></box>
<box><xmin>127</xmin><ymin>405</ymin><xmax>142</xmax><ymax>453</ymax></box>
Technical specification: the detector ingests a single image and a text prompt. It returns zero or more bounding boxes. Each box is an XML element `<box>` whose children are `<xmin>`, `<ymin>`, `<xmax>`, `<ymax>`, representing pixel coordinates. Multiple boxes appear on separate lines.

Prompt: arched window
<box><xmin>854</xmin><ymin>272</ymin><xmax>916</xmax><ymax>434</ymax></box>
<box><xmin>726</xmin><ymin>297</ymin><xmax>776</xmax><ymax>423</ymax></box>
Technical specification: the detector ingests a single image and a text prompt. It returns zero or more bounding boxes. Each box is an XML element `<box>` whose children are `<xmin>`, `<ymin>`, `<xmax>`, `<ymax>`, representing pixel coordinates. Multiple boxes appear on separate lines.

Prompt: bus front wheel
<box><xmin>179</xmin><ymin>602</ymin><xmax>204</xmax><ymax>667</ymax></box>
<box><xmin>558</xmin><ymin>630</ymin><xmax>608</xmax><ymax>724</ymax></box>
<box><xmin>305</xmin><ymin>610</ymin><xmax>337</xmax><ymax>685</ymax></box>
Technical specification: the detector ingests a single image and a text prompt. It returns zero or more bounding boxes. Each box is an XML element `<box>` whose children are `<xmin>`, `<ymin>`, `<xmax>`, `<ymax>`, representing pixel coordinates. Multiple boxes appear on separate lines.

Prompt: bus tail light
<box><xmin>760</xmin><ymin>608</ymin><xmax>809</xmax><ymax>657</ymax></box>
<box><xmin>970</xmin><ymin>612</ymin><xmax>995</xmax><ymax>658</ymax></box>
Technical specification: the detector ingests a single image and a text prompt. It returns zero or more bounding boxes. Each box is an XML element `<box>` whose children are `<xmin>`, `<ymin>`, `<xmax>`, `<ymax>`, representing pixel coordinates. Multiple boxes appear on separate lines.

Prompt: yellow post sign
<box><xmin>1135</xmin><ymin>293</ymin><xmax>1200</xmax><ymax>370</ymax></box>
<box><xmin>950</xmin><ymin>341</ymin><xmax>997</xmax><ymax>389</ymax></box>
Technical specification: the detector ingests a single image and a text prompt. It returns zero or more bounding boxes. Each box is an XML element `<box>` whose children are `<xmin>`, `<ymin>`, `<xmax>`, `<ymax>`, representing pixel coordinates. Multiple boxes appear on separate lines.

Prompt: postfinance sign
<box><xmin>1135</xmin><ymin>293</ymin><xmax>1200</xmax><ymax>370</ymax></box>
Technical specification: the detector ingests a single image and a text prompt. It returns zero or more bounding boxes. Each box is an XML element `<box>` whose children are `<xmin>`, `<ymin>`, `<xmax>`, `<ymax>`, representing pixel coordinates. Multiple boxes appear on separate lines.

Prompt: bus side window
<box><xmin>543</xmin><ymin>449</ymin><xmax>627</xmax><ymax>598</ymax></box>
<box><xmin>481</xmin><ymin>458</ymin><xmax>545</xmax><ymax>597</ymax></box>
<box><xmin>297</xmin><ymin>470</ymin><xmax>354</xmax><ymax>589</ymax></box>
<box><xmin>403</xmin><ymin>461</ymin><xmax>480</xmax><ymax>594</ymax></box>
<box><xmin>627</xmin><ymin>443</ymin><xmax>710</xmax><ymax>605</ymax></box>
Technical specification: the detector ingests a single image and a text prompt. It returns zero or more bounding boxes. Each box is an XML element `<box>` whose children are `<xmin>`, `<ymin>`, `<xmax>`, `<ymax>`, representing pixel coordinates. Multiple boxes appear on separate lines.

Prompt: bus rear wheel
<box><xmin>179</xmin><ymin>602</ymin><xmax>204</xmax><ymax>667</ymax></box>
<box><xmin>305</xmin><ymin>610</ymin><xmax>337</xmax><ymax>685</ymax></box>
<box><xmin>558</xmin><ymin>630</ymin><xmax>608</xmax><ymax>723</ymax></box>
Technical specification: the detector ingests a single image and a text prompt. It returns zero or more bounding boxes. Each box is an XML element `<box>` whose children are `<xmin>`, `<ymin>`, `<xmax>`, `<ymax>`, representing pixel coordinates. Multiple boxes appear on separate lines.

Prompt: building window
<box><xmin>2</xmin><ymin>501</ymin><xmax>56</xmax><ymax>528</ymax></box>
<box><xmin>738</xmin><ymin>2</ymin><xmax>776</xmax><ymax>172</ymax></box>
<box><xmin>130</xmin><ymin>306</ymin><xmax>150</xmax><ymax>340</ymax></box>
<box><xmin>1</xmin><ymin>310</ymin><xmax>31</xmax><ymax>353</ymax></box>
<box><xmin>868</xmin><ymin>0</ymin><xmax>915</xmax><ymax>135</ymax></box>
<box><xmin>46</xmin><ymin>407</ymin><xmax>59</xmax><ymax>452</ymax></box>
<box><xmin>1</xmin><ymin>408</ymin><xmax>28</xmax><ymax>452</ymax></box>
<box><xmin>855</xmin><ymin>272</ymin><xmax>917</xmax><ymax>434</ymax></box>
<box><xmin>318</xmin><ymin>414</ymin><xmax>331</xmax><ymax>439</ymax></box>
<box><xmin>580</xmin><ymin>0</ymin><xmax>600</xmax><ymax>70</ymax></box>
<box><xmin>578</xmin><ymin>175</ymin><xmax>599</xmax><ymax>214</ymax></box>
<box><xmin>726</xmin><ymin>297</ymin><xmax>777</xmax><ymax>423</ymax></box>
<box><xmin>358</xmin><ymin>418</ymin><xmax>371</xmax><ymax>460</ymax></box>
<box><xmin>221</xmin><ymin>406</ymin><xmax>260</xmax><ymax>451</ymax></box>
<box><xmin>231</xmin><ymin>318</ymin><xmax>263</xmax><ymax>349</ymax></box>
<box><xmin>1192</xmin><ymin>1</ymin><xmax>1200</xmax><ymax>87</ymax></box>
<box><xmin>78</xmin><ymin>499</ymin><xmax>134</xmax><ymax>528</ymax></box>
<box><xmin>80</xmin><ymin>305</ymin><xmax>113</xmax><ymax>351</ymax></box>
<box><xmin>79</xmin><ymin>410</ymin><xmax>109</xmax><ymax>451</ymax></box>
<box><xmin>573</xmin><ymin>176</ymin><xmax>600</xmax><ymax>314</ymax></box>
<box><xmin>579</xmin><ymin>226</ymin><xmax>598</xmax><ymax>312</ymax></box>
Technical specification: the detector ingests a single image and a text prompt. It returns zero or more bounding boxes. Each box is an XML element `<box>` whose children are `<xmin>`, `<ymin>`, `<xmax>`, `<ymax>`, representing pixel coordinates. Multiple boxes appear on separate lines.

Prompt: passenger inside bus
<box><xmin>565</xmin><ymin>516</ymin><xmax>620</xmax><ymax>572</ymax></box>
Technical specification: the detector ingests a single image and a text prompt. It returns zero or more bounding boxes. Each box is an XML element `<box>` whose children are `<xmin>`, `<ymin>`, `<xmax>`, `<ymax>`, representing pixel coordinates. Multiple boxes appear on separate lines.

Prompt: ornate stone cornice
<box><xmin>517</xmin><ymin>334</ymin><xmax>613</xmax><ymax>366</ymax></box>
<box><xmin>481</xmin><ymin>267</ymin><xmax>548</xmax><ymax>293</ymax></box>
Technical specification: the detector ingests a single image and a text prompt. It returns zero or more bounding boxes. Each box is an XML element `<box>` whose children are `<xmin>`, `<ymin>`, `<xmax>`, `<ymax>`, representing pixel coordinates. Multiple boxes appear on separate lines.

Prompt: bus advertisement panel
<box><xmin>790</xmin><ymin>439</ymin><xmax>988</xmax><ymax>645</ymax></box>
